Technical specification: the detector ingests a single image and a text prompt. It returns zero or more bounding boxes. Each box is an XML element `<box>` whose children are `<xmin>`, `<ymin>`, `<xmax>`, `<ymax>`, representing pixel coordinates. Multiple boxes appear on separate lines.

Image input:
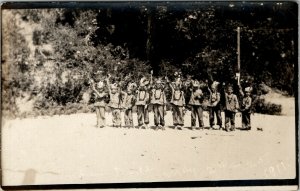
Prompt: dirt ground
<box><xmin>2</xmin><ymin>99</ymin><xmax>296</xmax><ymax>186</ymax></box>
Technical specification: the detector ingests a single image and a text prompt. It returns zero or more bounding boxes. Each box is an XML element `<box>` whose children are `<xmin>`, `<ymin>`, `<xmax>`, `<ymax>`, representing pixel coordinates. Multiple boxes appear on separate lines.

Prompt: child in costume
<box><xmin>224</xmin><ymin>85</ymin><xmax>239</xmax><ymax>131</ymax></box>
<box><xmin>240</xmin><ymin>86</ymin><xmax>253</xmax><ymax>130</ymax></box>
<box><xmin>208</xmin><ymin>81</ymin><xmax>222</xmax><ymax>130</ymax></box>
<box><xmin>123</xmin><ymin>82</ymin><xmax>137</xmax><ymax>128</ymax></box>
<box><xmin>167</xmin><ymin>74</ymin><xmax>185</xmax><ymax>130</ymax></box>
<box><xmin>188</xmin><ymin>80</ymin><xmax>204</xmax><ymax>130</ymax></box>
<box><xmin>135</xmin><ymin>77</ymin><xmax>150</xmax><ymax>129</ymax></box>
<box><xmin>105</xmin><ymin>75</ymin><xmax>126</xmax><ymax>127</ymax></box>
<box><xmin>91</xmin><ymin>80</ymin><xmax>109</xmax><ymax>128</ymax></box>
<box><xmin>150</xmin><ymin>78</ymin><xmax>167</xmax><ymax>130</ymax></box>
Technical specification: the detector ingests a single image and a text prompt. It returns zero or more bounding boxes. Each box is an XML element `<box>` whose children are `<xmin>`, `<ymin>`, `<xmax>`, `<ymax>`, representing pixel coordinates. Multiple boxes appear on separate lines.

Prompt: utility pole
<box><xmin>237</xmin><ymin>26</ymin><xmax>241</xmax><ymax>86</ymax></box>
<box><xmin>146</xmin><ymin>7</ymin><xmax>153</xmax><ymax>61</ymax></box>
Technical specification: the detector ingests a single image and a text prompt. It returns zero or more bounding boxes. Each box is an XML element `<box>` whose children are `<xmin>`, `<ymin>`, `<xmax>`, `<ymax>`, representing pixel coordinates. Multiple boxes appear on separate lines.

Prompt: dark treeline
<box><xmin>57</xmin><ymin>2</ymin><xmax>297</xmax><ymax>92</ymax></box>
<box><xmin>2</xmin><ymin>2</ymin><xmax>297</xmax><ymax>117</ymax></box>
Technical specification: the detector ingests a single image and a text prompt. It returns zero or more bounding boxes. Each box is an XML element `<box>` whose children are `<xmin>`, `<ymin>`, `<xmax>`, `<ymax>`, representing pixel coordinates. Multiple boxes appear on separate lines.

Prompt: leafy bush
<box><xmin>252</xmin><ymin>97</ymin><xmax>282</xmax><ymax>115</ymax></box>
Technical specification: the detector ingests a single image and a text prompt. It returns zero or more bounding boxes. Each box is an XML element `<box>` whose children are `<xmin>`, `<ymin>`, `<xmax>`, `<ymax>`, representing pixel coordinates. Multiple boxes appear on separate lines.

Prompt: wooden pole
<box><xmin>237</xmin><ymin>27</ymin><xmax>241</xmax><ymax>85</ymax></box>
<box><xmin>146</xmin><ymin>8</ymin><xmax>152</xmax><ymax>61</ymax></box>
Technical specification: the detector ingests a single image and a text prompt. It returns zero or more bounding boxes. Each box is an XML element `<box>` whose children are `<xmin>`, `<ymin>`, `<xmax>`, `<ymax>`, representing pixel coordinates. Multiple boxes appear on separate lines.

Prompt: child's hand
<box><xmin>183</xmin><ymin>107</ymin><xmax>187</xmax><ymax>115</ymax></box>
<box><xmin>89</xmin><ymin>79</ymin><xmax>94</xmax><ymax>85</ymax></box>
<box><xmin>185</xmin><ymin>105</ymin><xmax>191</xmax><ymax>111</ymax></box>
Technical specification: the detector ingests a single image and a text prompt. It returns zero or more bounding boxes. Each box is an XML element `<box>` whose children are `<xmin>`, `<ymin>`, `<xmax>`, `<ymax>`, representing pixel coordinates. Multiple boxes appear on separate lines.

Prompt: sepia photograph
<box><xmin>1</xmin><ymin>1</ymin><xmax>298</xmax><ymax>189</ymax></box>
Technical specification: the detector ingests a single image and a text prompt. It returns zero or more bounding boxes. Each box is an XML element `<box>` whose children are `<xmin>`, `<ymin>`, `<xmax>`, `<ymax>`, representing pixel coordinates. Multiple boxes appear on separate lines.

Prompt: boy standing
<box><xmin>188</xmin><ymin>80</ymin><xmax>204</xmax><ymax>130</ymax></box>
<box><xmin>106</xmin><ymin>75</ymin><xmax>126</xmax><ymax>128</ymax></box>
<box><xmin>150</xmin><ymin>78</ymin><xmax>167</xmax><ymax>130</ymax></box>
<box><xmin>135</xmin><ymin>77</ymin><xmax>150</xmax><ymax>129</ymax></box>
<box><xmin>91</xmin><ymin>80</ymin><xmax>108</xmax><ymax>128</ymax></box>
<box><xmin>208</xmin><ymin>81</ymin><xmax>222</xmax><ymax>130</ymax></box>
<box><xmin>167</xmin><ymin>76</ymin><xmax>185</xmax><ymax>130</ymax></box>
<box><xmin>240</xmin><ymin>87</ymin><xmax>252</xmax><ymax>130</ymax></box>
<box><xmin>123</xmin><ymin>82</ymin><xmax>137</xmax><ymax>128</ymax></box>
<box><xmin>224</xmin><ymin>85</ymin><xmax>239</xmax><ymax>131</ymax></box>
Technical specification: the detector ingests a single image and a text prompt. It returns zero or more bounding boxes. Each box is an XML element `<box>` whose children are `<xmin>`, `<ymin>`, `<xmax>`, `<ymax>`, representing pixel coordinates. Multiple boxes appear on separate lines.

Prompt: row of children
<box><xmin>90</xmin><ymin>71</ymin><xmax>253</xmax><ymax>131</ymax></box>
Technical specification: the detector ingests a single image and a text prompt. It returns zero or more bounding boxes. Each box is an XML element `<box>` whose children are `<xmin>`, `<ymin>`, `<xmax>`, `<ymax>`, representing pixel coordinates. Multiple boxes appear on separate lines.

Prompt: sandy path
<box><xmin>2</xmin><ymin>111</ymin><xmax>296</xmax><ymax>185</ymax></box>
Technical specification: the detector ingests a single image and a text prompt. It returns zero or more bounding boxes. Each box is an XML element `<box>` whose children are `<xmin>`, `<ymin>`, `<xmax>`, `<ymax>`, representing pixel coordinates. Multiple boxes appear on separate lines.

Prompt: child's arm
<box><xmin>216</xmin><ymin>92</ymin><xmax>221</xmax><ymax>104</ymax></box>
<box><xmin>145</xmin><ymin>91</ymin><xmax>150</xmax><ymax>110</ymax></box>
<box><xmin>222</xmin><ymin>82</ymin><xmax>227</xmax><ymax>100</ymax></box>
<box><xmin>207</xmin><ymin>83</ymin><xmax>212</xmax><ymax>106</ymax></box>
<box><xmin>166</xmin><ymin>77</ymin><xmax>175</xmax><ymax>95</ymax></box>
<box><xmin>205</xmin><ymin>79</ymin><xmax>210</xmax><ymax>93</ymax></box>
<box><xmin>238</xmin><ymin>84</ymin><xmax>244</xmax><ymax>97</ymax></box>
<box><xmin>182</xmin><ymin>90</ymin><xmax>186</xmax><ymax>106</ymax></box>
<box><xmin>163</xmin><ymin>91</ymin><xmax>167</xmax><ymax>115</ymax></box>
<box><xmin>150</xmin><ymin>70</ymin><xmax>153</xmax><ymax>86</ymax></box>
<box><xmin>121</xmin><ymin>91</ymin><xmax>127</xmax><ymax>109</ymax></box>
<box><xmin>90</xmin><ymin>79</ymin><xmax>95</xmax><ymax>88</ymax></box>
<box><xmin>105</xmin><ymin>75</ymin><xmax>112</xmax><ymax>96</ymax></box>
<box><xmin>165</xmin><ymin>76</ymin><xmax>171</xmax><ymax>87</ymax></box>
<box><xmin>163</xmin><ymin>90</ymin><xmax>167</xmax><ymax>104</ymax></box>
<box><xmin>222</xmin><ymin>82</ymin><xmax>226</xmax><ymax>93</ymax></box>
<box><xmin>234</xmin><ymin>95</ymin><xmax>240</xmax><ymax>111</ymax></box>
<box><xmin>207</xmin><ymin>85</ymin><xmax>212</xmax><ymax>95</ymax></box>
<box><xmin>131</xmin><ymin>95</ymin><xmax>137</xmax><ymax>107</ymax></box>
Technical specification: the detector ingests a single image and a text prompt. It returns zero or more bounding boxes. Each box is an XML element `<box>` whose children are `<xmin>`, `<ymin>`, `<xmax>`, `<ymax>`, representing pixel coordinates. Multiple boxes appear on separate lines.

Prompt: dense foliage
<box><xmin>2</xmin><ymin>2</ymin><xmax>296</xmax><ymax>117</ymax></box>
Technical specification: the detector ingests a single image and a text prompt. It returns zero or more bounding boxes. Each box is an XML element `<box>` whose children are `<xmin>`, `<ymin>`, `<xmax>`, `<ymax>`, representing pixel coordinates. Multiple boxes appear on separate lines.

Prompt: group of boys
<box><xmin>91</xmin><ymin>72</ymin><xmax>253</xmax><ymax>132</ymax></box>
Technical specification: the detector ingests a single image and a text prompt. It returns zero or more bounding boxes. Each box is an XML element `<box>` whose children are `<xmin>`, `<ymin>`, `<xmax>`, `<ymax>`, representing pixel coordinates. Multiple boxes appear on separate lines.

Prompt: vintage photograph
<box><xmin>1</xmin><ymin>1</ymin><xmax>298</xmax><ymax>189</ymax></box>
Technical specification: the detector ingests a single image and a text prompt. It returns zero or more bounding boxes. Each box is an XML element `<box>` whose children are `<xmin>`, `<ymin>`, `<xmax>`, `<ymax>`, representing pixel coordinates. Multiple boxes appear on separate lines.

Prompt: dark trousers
<box><xmin>153</xmin><ymin>104</ymin><xmax>165</xmax><ymax>126</ymax></box>
<box><xmin>137</xmin><ymin>105</ymin><xmax>149</xmax><ymax>126</ymax></box>
<box><xmin>172</xmin><ymin>105</ymin><xmax>184</xmax><ymax>126</ymax></box>
<box><xmin>225</xmin><ymin>110</ymin><xmax>236</xmax><ymax>130</ymax></box>
<box><xmin>191</xmin><ymin>105</ymin><xmax>204</xmax><ymax>127</ymax></box>
<box><xmin>242</xmin><ymin>111</ymin><xmax>251</xmax><ymax>129</ymax></box>
<box><xmin>124</xmin><ymin>109</ymin><xmax>133</xmax><ymax>127</ymax></box>
<box><xmin>209</xmin><ymin>106</ymin><xmax>222</xmax><ymax>127</ymax></box>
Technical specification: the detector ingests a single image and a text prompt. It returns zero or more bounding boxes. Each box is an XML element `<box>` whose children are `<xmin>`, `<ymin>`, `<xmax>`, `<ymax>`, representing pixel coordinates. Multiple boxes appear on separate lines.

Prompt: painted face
<box><xmin>139</xmin><ymin>85</ymin><xmax>146</xmax><ymax>91</ymax></box>
<box><xmin>175</xmin><ymin>80</ymin><xmax>181</xmax><ymax>87</ymax></box>
<box><xmin>227</xmin><ymin>88</ymin><xmax>233</xmax><ymax>94</ymax></box>
<box><xmin>97</xmin><ymin>81</ymin><xmax>104</xmax><ymax>89</ymax></box>
<box><xmin>155</xmin><ymin>82</ymin><xmax>163</xmax><ymax>89</ymax></box>
<box><xmin>111</xmin><ymin>86</ymin><xmax>118</xmax><ymax>93</ymax></box>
